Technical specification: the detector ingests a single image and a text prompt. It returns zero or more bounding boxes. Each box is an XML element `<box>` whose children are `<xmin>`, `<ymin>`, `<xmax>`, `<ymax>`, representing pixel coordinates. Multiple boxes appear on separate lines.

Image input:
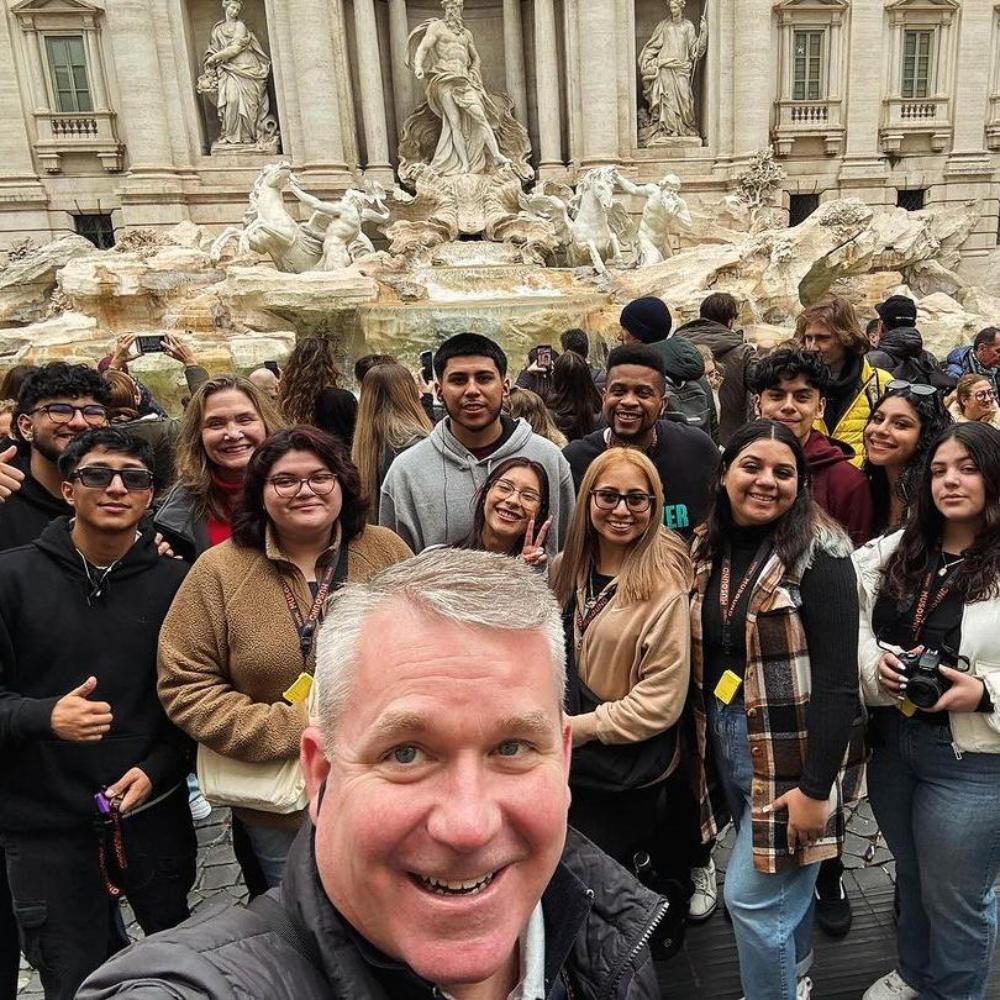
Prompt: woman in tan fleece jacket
<box><xmin>551</xmin><ymin>447</ymin><xmax>692</xmax><ymax>888</ymax></box>
<box><xmin>158</xmin><ymin>427</ymin><xmax>411</xmax><ymax>889</ymax></box>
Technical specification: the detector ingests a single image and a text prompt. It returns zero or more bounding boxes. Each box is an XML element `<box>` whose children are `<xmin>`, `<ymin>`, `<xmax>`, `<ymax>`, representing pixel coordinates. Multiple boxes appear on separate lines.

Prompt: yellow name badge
<box><xmin>897</xmin><ymin>697</ymin><xmax>918</xmax><ymax>718</ymax></box>
<box><xmin>714</xmin><ymin>669</ymin><xmax>743</xmax><ymax>705</ymax></box>
<box><xmin>283</xmin><ymin>672</ymin><xmax>313</xmax><ymax>705</ymax></box>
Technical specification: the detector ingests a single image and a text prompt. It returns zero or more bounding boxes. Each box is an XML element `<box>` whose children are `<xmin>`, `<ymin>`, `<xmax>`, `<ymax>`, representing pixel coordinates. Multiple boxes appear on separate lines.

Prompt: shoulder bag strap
<box><xmin>248</xmin><ymin>891</ymin><xmax>324</xmax><ymax>972</ymax></box>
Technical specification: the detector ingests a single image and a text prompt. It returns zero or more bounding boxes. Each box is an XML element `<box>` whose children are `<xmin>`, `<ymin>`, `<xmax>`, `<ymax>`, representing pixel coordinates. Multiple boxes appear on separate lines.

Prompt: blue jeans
<box><xmin>242</xmin><ymin>823</ymin><xmax>299</xmax><ymax>889</ymax></box>
<box><xmin>708</xmin><ymin>698</ymin><xmax>818</xmax><ymax>1000</ymax></box>
<box><xmin>868</xmin><ymin>709</ymin><xmax>1000</xmax><ymax>1000</ymax></box>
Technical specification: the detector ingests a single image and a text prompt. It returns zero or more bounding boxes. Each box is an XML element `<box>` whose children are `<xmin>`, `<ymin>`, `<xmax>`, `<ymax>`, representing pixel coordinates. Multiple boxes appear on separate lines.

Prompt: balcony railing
<box><xmin>32</xmin><ymin>109</ymin><xmax>123</xmax><ymax>173</ymax></box>
<box><xmin>880</xmin><ymin>96</ymin><xmax>952</xmax><ymax>153</ymax></box>
<box><xmin>772</xmin><ymin>99</ymin><xmax>845</xmax><ymax>156</ymax></box>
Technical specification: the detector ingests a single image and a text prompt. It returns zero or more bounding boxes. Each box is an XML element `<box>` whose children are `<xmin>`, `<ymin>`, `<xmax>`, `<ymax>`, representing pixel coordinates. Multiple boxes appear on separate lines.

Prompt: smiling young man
<box><xmin>751</xmin><ymin>348</ymin><xmax>874</xmax><ymax>546</ymax></box>
<box><xmin>378</xmin><ymin>333</ymin><xmax>575</xmax><ymax>552</ymax></box>
<box><xmin>0</xmin><ymin>427</ymin><xmax>195</xmax><ymax>1000</ymax></box>
<box><xmin>563</xmin><ymin>344</ymin><xmax>719</xmax><ymax>537</ymax></box>
<box><xmin>78</xmin><ymin>549</ymin><xmax>664</xmax><ymax>1000</ymax></box>
<box><xmin>0</xmin><ymin>362</ymin><xmax>111</xmax><ymax>552</ymax></box>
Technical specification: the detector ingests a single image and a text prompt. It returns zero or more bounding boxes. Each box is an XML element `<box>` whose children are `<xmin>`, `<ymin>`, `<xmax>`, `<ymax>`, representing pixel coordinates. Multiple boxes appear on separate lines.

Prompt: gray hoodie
<box><xmin>378</xmin><ymin>417</ymin><xmax>575</xmax><ymax>553</ymax></box>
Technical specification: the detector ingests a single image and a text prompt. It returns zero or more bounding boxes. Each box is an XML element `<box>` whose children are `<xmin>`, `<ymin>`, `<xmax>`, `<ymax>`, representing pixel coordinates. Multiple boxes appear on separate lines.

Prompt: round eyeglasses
<box><xmin>267</xmin><ymin>472</ymin><xmax>338</xmax><ymax>497</ymax></box>
<box><xmin>30</xmin><ymin>403</ymin><xmax>108</xmax><ymax>426</ymax></box>
<box><xmin>490</xmin><ymin>478</ymin><xmax>542</xmax><ymax>506</ymax></box>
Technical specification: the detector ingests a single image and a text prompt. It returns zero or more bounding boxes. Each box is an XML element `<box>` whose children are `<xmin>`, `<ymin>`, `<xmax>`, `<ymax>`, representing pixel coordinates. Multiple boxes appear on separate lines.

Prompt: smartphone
<box><xmin>136</xmin><ymin>334</ymin><xmax>166</xmax><ymax>354</ymax></box>
<box><xmin>263</xmin><ymin>360</ymin><xmax>281</xmax><ymax>377</ymax></box>
<box><xmin>536</xmin><ymin>345</ymin><xmax>553</xmax><ymax>370</ymax></box>
<box><xmin>420</xmin><ymin>350</ymin><xmax>434</xmax><ymax>383</ymax></box>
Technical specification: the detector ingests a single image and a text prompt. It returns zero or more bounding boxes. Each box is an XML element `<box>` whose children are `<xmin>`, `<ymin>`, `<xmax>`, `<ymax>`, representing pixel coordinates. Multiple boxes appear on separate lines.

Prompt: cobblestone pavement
<box><xmin>16</xmin><ymin>801</ymin><xmax>1000</xmax><ymax>998</ymax></box>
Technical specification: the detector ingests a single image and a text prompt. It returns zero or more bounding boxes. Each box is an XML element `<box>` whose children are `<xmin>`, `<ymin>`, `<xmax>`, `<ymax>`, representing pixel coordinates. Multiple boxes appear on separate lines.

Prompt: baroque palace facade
<box><xmin>1</xmin><ymin>0</ymin><xmax>999</xmax><ymax>276</ymax></box>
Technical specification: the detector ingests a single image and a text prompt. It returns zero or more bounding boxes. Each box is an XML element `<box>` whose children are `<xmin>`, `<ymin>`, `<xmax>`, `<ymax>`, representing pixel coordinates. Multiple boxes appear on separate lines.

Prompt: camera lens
<box><xmin>905</xmin><ymin>675</ymin><xmax>944</xmax><ymax>710</ymax></box>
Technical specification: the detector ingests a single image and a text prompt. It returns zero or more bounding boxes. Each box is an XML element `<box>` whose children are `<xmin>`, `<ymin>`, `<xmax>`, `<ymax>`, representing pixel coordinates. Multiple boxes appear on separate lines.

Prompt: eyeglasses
<box><xmin>590</xmin><ymin>488</ymin><xmax>656</xmax><ymax>513</ymax></box>
<box><xmin>30</xmin><ymin>403</ymin><xmax>108</xmax><ymax>426</ymax></box>
<box><xmin>972</xmin><ymin>390</ymin><xmax>997</xmax><ymax>403</ymax></box>
<box><xmin>267</xmin><ymin>472</ymin><xmax>338</xmax><ymax>497</ymax></box>
<box><xmin>706</xmin><ymin>370</ymin><xmax>724</xmax><ymax>385</ymax></box>
<box><xmin>70</xmin><ymin>467</ymin><xmax>154</xmax><ymax>491</ymax></box>
<box><xmin>885</xmin><ymin>379</ymin><xmax>937</xmax><ymax>399</ymax></box>
<box><xmin>490</xmin><ymin>478</ymin><xmax>542</xmax><ymax>506</ymax></box>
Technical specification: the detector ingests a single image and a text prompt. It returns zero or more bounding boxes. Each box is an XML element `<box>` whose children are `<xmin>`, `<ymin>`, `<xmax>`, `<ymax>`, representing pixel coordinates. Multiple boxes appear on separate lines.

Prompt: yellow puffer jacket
<box><xmin>814</xmin><ymin>360</ymin><xmax>892</xmax><ymax>467</ymax></box>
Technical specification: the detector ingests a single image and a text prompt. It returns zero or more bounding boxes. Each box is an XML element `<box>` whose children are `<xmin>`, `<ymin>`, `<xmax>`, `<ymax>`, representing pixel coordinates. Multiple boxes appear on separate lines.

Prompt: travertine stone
<box><xmin>533</xmin><ymin>0</ymin><xmax>562</xmax><ymax>167</ymax></box>
<box><xmin>353</xmin><ymin>0</ymin><xmax>391</xmax><ymax>171</ymax></box>
<box><xmin>502</xmin><ymin>0</ymin><xmax>528</xmax><ymax>127</ymax></box>
<box><xmin>0</xmin><ymin>234</ymin><xmax>96</xmax><ymax>326</ymax></box>
<box><xmin>575</xmin><ymin>0</ymin><xmax>619</xmax><ymax>165</ymax></box>
<box><xmin>388</xmin><ymin>0</ymin><xmax>416</xmax><ymax>134</ymax></box>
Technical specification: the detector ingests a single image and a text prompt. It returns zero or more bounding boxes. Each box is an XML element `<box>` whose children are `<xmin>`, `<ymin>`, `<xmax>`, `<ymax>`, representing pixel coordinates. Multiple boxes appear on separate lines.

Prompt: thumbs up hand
<box><xmin>50</xmin><ymin>677</ymin><xmax>114</xmax><ymax>742</ymax></box>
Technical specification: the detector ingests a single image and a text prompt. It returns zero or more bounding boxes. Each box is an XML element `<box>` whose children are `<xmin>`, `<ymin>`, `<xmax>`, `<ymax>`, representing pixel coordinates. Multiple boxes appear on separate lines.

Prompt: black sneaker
<box><xmin>815</xmin><ymin>877</ymin><xmax>853</xmax><ymax>938</ymax></box>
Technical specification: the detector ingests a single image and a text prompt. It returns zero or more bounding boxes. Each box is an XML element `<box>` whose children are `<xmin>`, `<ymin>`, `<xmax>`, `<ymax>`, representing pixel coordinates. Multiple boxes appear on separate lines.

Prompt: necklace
<box><xmin>938</xmin><ymin>552</ymin><xmax>966</xmax><ymax>578</ymax></box>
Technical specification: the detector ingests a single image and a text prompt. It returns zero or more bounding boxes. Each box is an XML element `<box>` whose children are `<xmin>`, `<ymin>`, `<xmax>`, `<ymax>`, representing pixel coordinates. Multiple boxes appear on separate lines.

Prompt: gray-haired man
<box><xmin>79</xmin><ymin>549</ymin><xmax>664</xmax><ymax>1000</ymax></box>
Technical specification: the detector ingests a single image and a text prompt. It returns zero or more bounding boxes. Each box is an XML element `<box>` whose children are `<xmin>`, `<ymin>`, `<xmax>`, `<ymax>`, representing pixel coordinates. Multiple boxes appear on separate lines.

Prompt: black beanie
<box><xmin>620</xmin><ymin>297</ymin><xmax>672</xmax><ymax>344</ymax></box>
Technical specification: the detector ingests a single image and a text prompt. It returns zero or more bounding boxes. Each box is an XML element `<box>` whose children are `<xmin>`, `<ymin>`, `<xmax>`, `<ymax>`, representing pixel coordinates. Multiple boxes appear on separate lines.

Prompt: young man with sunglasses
<box><xmin>0</xmin><ymin>362</ymin><xmax>111</xmax><ymax>552</ymax></box>
<box><xmin>0</xmin><ymin>427</ymin><xmax>195</xmax><ymax>1000</ymax></box>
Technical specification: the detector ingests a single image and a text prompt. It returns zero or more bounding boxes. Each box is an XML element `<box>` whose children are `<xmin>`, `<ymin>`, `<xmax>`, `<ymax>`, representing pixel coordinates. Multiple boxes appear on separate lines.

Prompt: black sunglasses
<box><xmin>885</xmin><ymin>379</ymin><xmax>937</xmax><ymax>399</ymax></box>
<box><xmin>70</xmin><ymin>467</ymin><xmax>154</xmax><ymax>491</ymax></box>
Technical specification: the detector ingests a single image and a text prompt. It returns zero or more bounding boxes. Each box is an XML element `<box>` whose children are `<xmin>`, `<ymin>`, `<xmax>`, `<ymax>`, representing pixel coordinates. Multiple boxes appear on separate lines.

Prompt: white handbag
<box><xmin>195</xmin><ymin>685</ymin><xmax>315</xmax><ymax>814</ymax></box>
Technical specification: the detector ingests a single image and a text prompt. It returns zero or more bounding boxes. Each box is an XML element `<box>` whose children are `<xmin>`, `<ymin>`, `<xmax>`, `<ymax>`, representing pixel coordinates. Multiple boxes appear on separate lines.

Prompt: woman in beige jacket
<box><xmin>551</xmin><ymin>447</ymin><xmax>692</xmax><ymax>921</ymax></box>
<box><xmin>158</xmin><ymin>427</ymin><xmax>411</xmax><ymax>889</ymax></box>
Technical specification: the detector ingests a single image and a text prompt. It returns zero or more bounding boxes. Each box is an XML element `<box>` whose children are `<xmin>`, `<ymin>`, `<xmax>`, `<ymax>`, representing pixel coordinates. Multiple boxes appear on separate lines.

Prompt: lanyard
<box><xmin>279</xmin><ymin>543</ymin><xmax>348</xmax><ymax>665</ymax></box>
<box><xmin>910</xmin><ymin>563</ymin><xmax>958</xmax><ymax>646</ymax></box>
<box><xmin>719</xmin><ymin>541</ymin><xmax>770</xmax><ymax>655</ymax></box>
<box><xmin>575</xmin><ymin>576</ymin><xmax>617</xmax><ymax>639</ymax></box>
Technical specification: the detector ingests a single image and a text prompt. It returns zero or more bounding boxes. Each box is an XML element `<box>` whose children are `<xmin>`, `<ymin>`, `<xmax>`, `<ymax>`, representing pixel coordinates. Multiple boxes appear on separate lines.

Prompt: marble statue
<box><xmin>209</xmin><ymin>162</ymin><xmax>389</xmax><ymax>273</ymax></box>
<box><xmin>196</xmin><ymin>0</ymin><xmax>279</xmax><ymax>152</ymax></box>
<box><xmin>398</xmin><ymin>0</ymin><xmax>532</xmax><ymax>184</ymax></box>
<box><xmin>638</xmin><ymin>0</ymin><xmax>708</xmax><ymax>145</ymax></box>
<box><xmin>613</xmin><ymin>171</ymin><xmax>693</xmax><ymax>265</ymax></box>
<box><xmin>517</xmin><ymin>168</ymin><xmax>634</xmax><ymax>273</ymax></box>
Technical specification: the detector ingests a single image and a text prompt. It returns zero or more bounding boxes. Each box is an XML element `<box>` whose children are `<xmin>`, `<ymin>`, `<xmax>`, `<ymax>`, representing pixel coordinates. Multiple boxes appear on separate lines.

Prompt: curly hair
<box><xmin>16</xmin><ymin>362</ymin><xmax>110</xmax><ymax>420</ymax></box>
<box><xmin>795</xmin><ymin>296</ymin><xmax>869</xmax><ymax>358</ymax></box>
<box><xmin>278</xmin><ymin>337</ymin><xmax>345</xmax><ymax>427</ymax></box>
<box><xmin>883</xmin><ymin>423</ymin><xmax>1000</xmax><ymax>603</ymax></box>
<box><xmin>747</xmin><ymin>347</ymin><xmax>832</xmax><ymax>395</ymax></box>
<box><xmin>231</xmin><ymin>426</ymin><xmax>368</xmax><ymax>550</ymax></box>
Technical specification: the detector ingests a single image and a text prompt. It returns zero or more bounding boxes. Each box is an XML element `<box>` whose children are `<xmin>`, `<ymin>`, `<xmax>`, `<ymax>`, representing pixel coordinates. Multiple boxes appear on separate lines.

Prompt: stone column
<box><xmin>502</xmin><ymin>0</ymin><xmax>528</xmax><ymax>126</ymax></box>
<box><xmin>576</xmin><ymin>0</ymin><xmax>619</xmax><ymax>166</ymax></box>
<box><xmin>388</xmin><ymin>0</ymin><xmax>414</xmax><ymax>136</ymax></box>
<box><xmin>105</xmin><ymin>0</ymin><xmax>175</xmax><ymax>173</ymax></box>
<box><xmin>0</xmin><ymin>13</ymin><xmax>40</xmax><ymax>182</ymax></box>
<box><xmin>533</xmin><ymin>0</ymin><xmax>562</xmax><ymax>170</ymax></box>
<box><xmin>353</xmin><ymin>0</ymin><xmax>392</xmax><ymax>177</ymax></box>
<box><xmin>730</xmin><ymin>0</ymin><xmax>770</xmax><ymax>158</ymax></box>
<box><xmin>839</xmin><ymin>0</ymin><xmax>888</xmax><ymax>198</ymax></box>
<box><xmin>290</xmin><ymin>0</ymin><xmax>348</xmax><ymax>173</ymax></box>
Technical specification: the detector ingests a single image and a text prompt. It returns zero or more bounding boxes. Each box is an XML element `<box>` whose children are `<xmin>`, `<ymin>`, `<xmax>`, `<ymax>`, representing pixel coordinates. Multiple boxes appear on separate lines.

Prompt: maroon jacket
<box><xmin>804</xmin><ymin>431</ymin><xmax>873</xmax><ymax>546</ymax></box>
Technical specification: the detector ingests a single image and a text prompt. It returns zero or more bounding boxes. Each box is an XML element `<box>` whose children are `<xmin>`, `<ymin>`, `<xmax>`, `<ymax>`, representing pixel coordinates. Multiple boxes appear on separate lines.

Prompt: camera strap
<box><xmin>911</xmin><ymin>564</ymin><xmax>958</xmax><ymax>646</ymax></box>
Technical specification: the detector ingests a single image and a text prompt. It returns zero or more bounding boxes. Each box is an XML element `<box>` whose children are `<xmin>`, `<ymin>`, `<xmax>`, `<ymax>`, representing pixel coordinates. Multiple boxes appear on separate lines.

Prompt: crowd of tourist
<box><xmin>0</xmin><ymin>290</ymin><xmax>998</xmax><ymax>1000</ymax></box>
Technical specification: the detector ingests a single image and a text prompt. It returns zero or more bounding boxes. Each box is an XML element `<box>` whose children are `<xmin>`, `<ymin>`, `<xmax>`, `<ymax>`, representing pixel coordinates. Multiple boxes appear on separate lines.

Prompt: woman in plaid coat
<box><xmin>689</xmin><ymin>420</ymin><xmax>865</xmax><ymax>1000</ymax></box>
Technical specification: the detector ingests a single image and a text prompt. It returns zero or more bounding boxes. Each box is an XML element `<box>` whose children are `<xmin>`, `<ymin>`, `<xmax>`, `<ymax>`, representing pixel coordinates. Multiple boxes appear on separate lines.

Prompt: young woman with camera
<box><xmin>689</xmin><ymin>420</ymin><xmax>864</xmax><ymax>1000</ymax></box>
<box><xmin>855</xmin><ymin>422</ymin><xmax>1000</xmax><ymax>1000</ymax></box>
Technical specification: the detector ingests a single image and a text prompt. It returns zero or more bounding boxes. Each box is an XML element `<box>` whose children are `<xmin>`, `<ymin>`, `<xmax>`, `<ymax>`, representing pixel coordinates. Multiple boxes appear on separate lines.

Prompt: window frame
<box><xmin>901</xmin><ymin>28</ymin><xmax>936</xmax><ymax>99</ymax></box>
<box><xmin>44</xmin><ymin>33</ymin><xmax>93</xmax><ymax>114</ymax></box>
<box><xmin>791</xmin><ymin>28</ymin><xmax>826</xmax><ymax>102</ymax></box>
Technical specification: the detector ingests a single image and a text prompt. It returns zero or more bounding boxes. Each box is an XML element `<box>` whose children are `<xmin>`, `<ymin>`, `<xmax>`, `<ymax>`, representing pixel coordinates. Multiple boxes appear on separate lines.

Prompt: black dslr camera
<box><xmin>896</xmin><ymin>648</ymin><xmax>951</xmax><ymax>709</ymax></box>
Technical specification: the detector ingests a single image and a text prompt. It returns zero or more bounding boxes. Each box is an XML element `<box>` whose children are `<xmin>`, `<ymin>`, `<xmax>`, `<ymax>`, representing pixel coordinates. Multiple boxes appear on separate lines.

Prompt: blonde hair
<box><xmin>795</xmin><ymin>297</ymin><xmax>868</xmax><ymax>356</ymax></box>
<box><xmin>174</xmin><ymin>374</ymin><xmax>285</xmax><ymax>519</ymax></box>
<box><xmin>949</xmin><ymin>373</ymin><xmax>994</xmax><ymax>416</ymax></box>
<box><xmin>552</xmin><ymin>447</ymin><xmax>691</xmax><ymax>606</ymax></box>
<box><xmin>103</xmin><ymin>370</ymin><xmax>142</xmax><ymax>423</ymax></box>
<box><xmin>508</xmin><ymin>386</ymin><xmax>568</xmax><ymax>448</ymax></box>
<box><xmin>351</xmin><ymin>362</ymin><xmax>431</xmax><ymax>517</ymax></box>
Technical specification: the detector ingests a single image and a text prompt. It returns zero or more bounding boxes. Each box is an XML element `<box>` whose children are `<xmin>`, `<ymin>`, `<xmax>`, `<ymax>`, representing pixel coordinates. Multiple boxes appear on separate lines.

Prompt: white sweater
<box><xmin>853</xmin><ymin>530</ymin><xmax>1000</xmax><ymax>754</ymax></box>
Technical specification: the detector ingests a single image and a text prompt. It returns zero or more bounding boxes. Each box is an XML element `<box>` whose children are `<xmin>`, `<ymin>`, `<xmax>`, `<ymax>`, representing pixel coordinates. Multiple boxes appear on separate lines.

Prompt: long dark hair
<box><xmin>232</xmin><ymin>426</ymin><xmax>367</xmax><ymax>550</ymax></box>
<box><xmin>459</xmin><ymin>457</ymin><xmax>551</xmax><ymax>555</ymax></box>
<box><xmin>863</xmin><ymin>388</ymin><xmax>952</xmax><ymax>530</ymax></box>
<box><xmin>701</xmin><ymin>419</ymin><xmax>822</xmax><ymax>567</ymax></box>
<box><xmin>883</xmin><ymin>423</ymin><xmax>1000</xmax><ymax>603</ymax></box>
<box><xmin>279</xmin><ymin>337</ymin><xmax>344</xmax><ymax>426</ymax></box>
<box><xmin>547</xmin><ymin>351</ymin><xmax>602</xmax><ymax>440</ymax></box>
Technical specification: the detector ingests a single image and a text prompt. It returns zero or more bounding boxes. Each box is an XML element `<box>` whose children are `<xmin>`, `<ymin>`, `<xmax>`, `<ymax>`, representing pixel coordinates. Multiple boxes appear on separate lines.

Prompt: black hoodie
<box><xmin>866</xmin><ymin>327</ymin><xmax>955</xmax><ymax>391</ymax></box>
<box><xmin>0</xmin><ymin>518</ymin><xmax>190</xmax><ymax>833</ymax></box>
<box><xmin>0</xmin><ymin>446</ymin><xmax>72</xmax><ymax>553</ymax></box>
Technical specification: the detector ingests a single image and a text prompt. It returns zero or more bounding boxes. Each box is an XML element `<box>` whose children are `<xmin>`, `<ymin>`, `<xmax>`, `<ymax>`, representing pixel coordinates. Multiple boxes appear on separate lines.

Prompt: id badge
<box><xmin>713</xmin><ymin>669</ymin><xmax>743</xmax><ymax>705</ymax></box>
<box><xmin>283</xmin><ymin>672</ymin><xmax>313</xmax><ymax>705</ymax></box>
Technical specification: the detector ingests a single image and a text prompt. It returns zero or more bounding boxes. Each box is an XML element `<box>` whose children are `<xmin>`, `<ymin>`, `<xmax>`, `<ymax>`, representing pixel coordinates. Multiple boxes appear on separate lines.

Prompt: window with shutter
<box><xmin>902</xmin><ymin>29</ymin><xmax>934</xmax><ymax>99</ymax></box>
<box><xmin>45</xmin><ymin>35</ymin><xmax>92</xmax><ymax>114</ymax></box>
<box><xmin>792</xmin><ymin>30</ymin><xmax>824</xmax><ymax>102</ymax></box>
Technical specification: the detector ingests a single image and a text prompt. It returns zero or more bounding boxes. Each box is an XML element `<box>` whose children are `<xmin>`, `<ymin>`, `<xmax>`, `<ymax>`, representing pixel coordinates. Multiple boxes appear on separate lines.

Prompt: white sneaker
<box><xmin>797</xmin><ymin>977</ymin><xmax>813</xmax><ymax>1000</ymax></box>
<box><xmin>188</xmin><ymin>788</ymin><xmax>212</xmax><ymax>822</ymax></box>
<box><xmin>687</xmin><ymin>858</ymin><xmax>718</xmax><ymax>922</ymax></box>
<box><xmin>862</xmin><ymin>970</ymin><xmax>920</xmax><ymax>1000</ymax></box>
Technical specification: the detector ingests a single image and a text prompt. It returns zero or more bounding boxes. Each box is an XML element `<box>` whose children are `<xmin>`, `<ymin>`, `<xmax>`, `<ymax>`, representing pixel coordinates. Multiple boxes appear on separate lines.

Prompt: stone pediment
<box><xmin>884</xmin><ymin>0</ymin><xmax>959</xmax><ymax>11</ymax></box>
<box><xmin>773</xmin><ymin>0</ymin><xmax>848</xmax><ymax>10</ymax></box>
<box><xmin>12</xmin><ymin>0</ymin><xmax>103</xmax><ymax>22</ymax></box>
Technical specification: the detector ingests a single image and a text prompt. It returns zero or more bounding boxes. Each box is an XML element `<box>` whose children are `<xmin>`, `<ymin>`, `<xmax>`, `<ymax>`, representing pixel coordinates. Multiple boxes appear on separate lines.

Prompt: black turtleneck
<box><xmin>822</xmin><ymin>352</ymin><xmax>863</xmax><ymax>435</ymax></box>
<box><xmin>702</xmin><ymin>522</ymin><xmax>860</xmax><ymax>801</ymax></box>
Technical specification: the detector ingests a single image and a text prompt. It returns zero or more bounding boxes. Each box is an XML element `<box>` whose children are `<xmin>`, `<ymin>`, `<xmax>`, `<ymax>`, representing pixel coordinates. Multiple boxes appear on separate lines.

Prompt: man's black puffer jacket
<box><xmin>78</xmin><ymin>825</ymin><xmax>666</xmax><ymax>1000</ymax></box>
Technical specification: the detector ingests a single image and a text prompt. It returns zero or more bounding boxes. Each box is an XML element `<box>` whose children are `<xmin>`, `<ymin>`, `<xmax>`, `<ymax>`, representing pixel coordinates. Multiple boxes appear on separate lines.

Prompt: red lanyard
<box><xmin>911</xmin><ymin>568</ymin><xmax>956</xmax><ymax>646</ymax></box>
<box><xmin>280</xmin><ymin>558</ymin><xmax>337</xmax><ymax>664</ymax></box>
<box><xmin>96</xmin><ymin>809</ymin><xmax>127</xmax><ymax>899</ymax></box>
<box><xmin>576</xmin><ymin>579</ymin><xmax>617</xmax><ymax>638</ymax></box>
<box><xmin>719</xmin><ymin>541</ymin><xmax>770</xmax><ymax>654</ymax></box>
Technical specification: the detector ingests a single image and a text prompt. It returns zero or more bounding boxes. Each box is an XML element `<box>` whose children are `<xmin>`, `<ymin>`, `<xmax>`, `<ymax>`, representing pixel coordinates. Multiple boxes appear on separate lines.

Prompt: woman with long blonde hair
<box><xmin>278</xmin><ymin>336</ymin><xmax>357</xmax><ymax>447</ymax></box>
<box><xmin>351</xmin><ymin>362</ymin><xmax>431</xmax><ymax>518</ymax></box>
<box><xmin>552</xmin><ymin>447</ymin><xmax>692</xmax><ymax>949</ymax></box>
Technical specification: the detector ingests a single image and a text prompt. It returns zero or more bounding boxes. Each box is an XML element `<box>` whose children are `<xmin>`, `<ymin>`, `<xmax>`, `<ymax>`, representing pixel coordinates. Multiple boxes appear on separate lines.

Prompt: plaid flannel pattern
<box><xmin>690</xmin><ymin>528</ymin><xmax>866</xmax><ymax>874</ymax></box>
